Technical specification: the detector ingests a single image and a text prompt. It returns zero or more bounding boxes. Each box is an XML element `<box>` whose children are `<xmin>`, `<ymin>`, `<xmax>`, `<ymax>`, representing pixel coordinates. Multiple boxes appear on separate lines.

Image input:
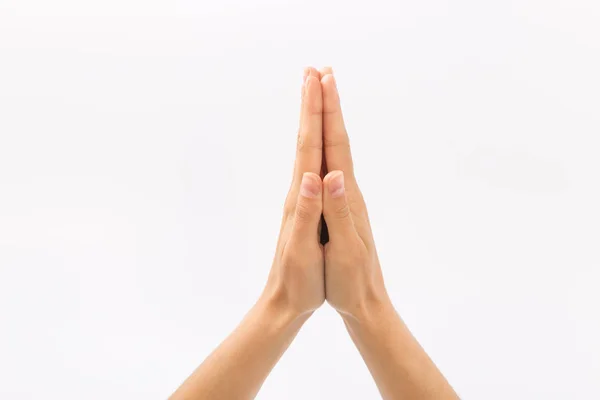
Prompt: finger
<box><xmin>314</xmin><ymin>68</ymin><xmax>330</xmax><ymax>179</ymax></box>
<box><xmin>322</xmin><ymin>170</ymin><xmax>356</xmax><ymax>241</ymax></box>
<box><xmin>301</xmin><ymin>67</ymin><xmax>320</xmax><ymax>101</ymax></box>
<box><xmin>321</xmin><ymin>71</ymin><xmax>355</xmax><ymax>183</ymax></box>
<box><xmin>291</xmin><ymin>172</ymin><xmax>323</xmax><ymax>240</ymax></box>
<box><xmin>299</xmin><ymin>67</ymin><xmax>321</xmax><ymax>128</ymax></box>
<box><xmin>292</xmin><ymin>70</ymin><xmax>323</xmax><ymax>193</ymax></box>
<box><xmin>319</xmin><ymin>66</ymin><xmax>333</xmax><ymax>77</ymax></box>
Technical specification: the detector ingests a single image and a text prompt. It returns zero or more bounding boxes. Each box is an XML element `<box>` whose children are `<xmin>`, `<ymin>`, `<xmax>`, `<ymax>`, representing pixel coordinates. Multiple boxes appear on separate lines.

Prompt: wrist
<box><xmin>339</xmin><ymin>292</ymin><xmax>396</xmax><ymax>332</ymax></box>
<box><xmin>256</xmin><ymin>289</ymin><xmax>312</xmax><ymax>333</ymax></box>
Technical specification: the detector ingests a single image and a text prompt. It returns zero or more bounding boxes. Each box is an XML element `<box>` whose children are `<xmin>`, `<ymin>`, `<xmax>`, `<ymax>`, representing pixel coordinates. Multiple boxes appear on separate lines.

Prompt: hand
<box><xmin>319</xmin><ymin>68</ymin><xmax>391</xmax><ymax>321</ymax></box>
<box><xmin>170</xmin><ymin>68</ymin><xmax>327</xmax><ymax>400</ymax></box>
<box><xmin>171</xmin><ymin>68</ymin><xmax>458</xmax><ymax>400</ymax></box>
<box><xmin>260</xmin><ymin>68</ymin><xmax>325</xmax><ymax>318</ymax></box>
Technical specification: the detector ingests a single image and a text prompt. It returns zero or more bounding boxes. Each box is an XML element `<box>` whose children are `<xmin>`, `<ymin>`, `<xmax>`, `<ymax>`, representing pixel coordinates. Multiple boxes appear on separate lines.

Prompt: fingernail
<box><xmin>328</xmin><ymin>171</ymin><xmax>345</xmax><ymax>198</ymax></box>
<box><xmin>303</xmin><ymin>67</ymin><xmax>310</xmax><ymax>83</ymax></box>
<box><xmin>301</xmin><ymin>173</ymin><xmax>321</xmax><ymax>198</ymax></box>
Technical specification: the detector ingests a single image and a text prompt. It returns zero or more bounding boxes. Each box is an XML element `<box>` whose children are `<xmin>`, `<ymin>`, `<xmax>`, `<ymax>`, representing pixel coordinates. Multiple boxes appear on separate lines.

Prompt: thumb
<box><xmin>291</xmin><ymin>172</ymin><xmax>323</xmax><ymax>240</ymax></box>
<box><xmin>323</xmin><ymin>171</ymin><xmax>355</xmax><ymax>240</ymax></box>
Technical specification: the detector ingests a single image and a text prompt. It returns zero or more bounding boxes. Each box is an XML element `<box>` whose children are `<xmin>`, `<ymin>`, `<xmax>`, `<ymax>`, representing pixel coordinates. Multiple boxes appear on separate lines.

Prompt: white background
<box><xmin>1</xmin><ymin>1</ymin><xmax>599</xmax><ymax>399</ymax></box>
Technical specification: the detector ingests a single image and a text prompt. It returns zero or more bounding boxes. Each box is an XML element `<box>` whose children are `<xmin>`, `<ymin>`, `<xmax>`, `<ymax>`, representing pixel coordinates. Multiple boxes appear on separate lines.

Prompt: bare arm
<box><xmin>343</xmin><ymin>300</ymin><xmax>458</xmax><ymax>399</ymax></box>
<box><xmin>170</xmin><ymin>68</ymin><xmax>325</xmax><ymax>400</ymax></box>
<box><xmin>170</xmin><ymin>296</ymin><xmax>310</xmax><ymax>400</ymax></box>
<box><xmin>319</xmin><ymin>67</ymin><xmax>459</xmax><ymax>399</ymax></box>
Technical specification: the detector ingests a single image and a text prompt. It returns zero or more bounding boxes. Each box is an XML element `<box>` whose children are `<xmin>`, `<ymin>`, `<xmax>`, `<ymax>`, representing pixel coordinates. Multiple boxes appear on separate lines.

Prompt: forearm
<box><xmin>170</xmin><ymin>293</ymin><xmax>309</xmax><ymax>400</ymax></box>
<box><xmin>343</xmin><ymin>298</ymin><xmax>458</xmax><ymax>400</ymax></box>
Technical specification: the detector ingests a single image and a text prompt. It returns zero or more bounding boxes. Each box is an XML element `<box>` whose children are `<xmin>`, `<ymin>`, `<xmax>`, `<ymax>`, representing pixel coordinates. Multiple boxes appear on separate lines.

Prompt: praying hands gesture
<box><xmin>170</xmin><ymin>68</ymin><xmax>459</xmax><ymax>400</ymax></box>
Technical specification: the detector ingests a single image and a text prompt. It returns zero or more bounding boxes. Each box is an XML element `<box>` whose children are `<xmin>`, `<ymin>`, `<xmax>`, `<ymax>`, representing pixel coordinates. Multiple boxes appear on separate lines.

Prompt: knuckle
<box><xmin>295</xmin><ymin>201</ymin><xmax>314</xmax><ymax>221</ymax></box>
<box><xmin>304</xmin><ymin>99</ymin><xmax>323</xmax><ymax>117</ymax></box>
<box><xmin>323</xmin><ymin>100</ymin><xmax>342</xmax><ymax>115</ymax></box>
<box><xmin>333</xmin><ymin>203</ymin><xmax>351</xmax><ymax>220</ymax></box>
<box><xmin>323</xmin><ymin>135</ymin><xmax>350</xmax><ymax>149</ymax></box>
<box><xmin>283</xmin><ymin>192</ymin><xmax>296</xmax><ymax>218</ymax></box>
<box><xmin>297</xmin><ymin>131</ymin><xmax>322</xmax><ymax>153</ymax></box>
<box><xmin>283</xmin><ymin>204</ymin><xmax>295</xmax><ymax>220</ymax></box>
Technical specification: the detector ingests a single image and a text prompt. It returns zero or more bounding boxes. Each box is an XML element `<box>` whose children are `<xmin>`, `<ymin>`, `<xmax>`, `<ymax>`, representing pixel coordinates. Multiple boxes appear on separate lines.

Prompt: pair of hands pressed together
<box><xmin>265</xmin><ymin>66</ymin><xmax>387</xmax><ymax>323</ymax></box>
<box><xmin>171</xmin><ymin>68</ymin><xmax>458</xmax><ymax>400</ymax></box>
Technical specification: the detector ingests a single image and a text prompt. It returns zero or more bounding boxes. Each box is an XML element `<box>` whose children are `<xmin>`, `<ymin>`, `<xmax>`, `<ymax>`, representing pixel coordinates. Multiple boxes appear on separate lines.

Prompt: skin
<box><xmin>170</xmin><ymin>67</ymin><xmax>459</xmax><ymax>400</ymax></box>
<box><xmin>319</xmin><ymin>67</ymin><xmax>459</xmax><ymax>400</ymax></box>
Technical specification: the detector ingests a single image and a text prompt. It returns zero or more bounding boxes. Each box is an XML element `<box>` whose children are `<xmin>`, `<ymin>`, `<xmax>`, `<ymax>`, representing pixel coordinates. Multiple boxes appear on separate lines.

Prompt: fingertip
<box><xmin>324</xmin><ymin>170</ymin><xmax>342</xmax><ymax>183</ymax></box>
<box><xmin>304</xmin><ymin>66</ymin><xmax>321</xmax><ymax>80</ymax></box>
<box><xmin>302</xmin><ymin>67</ymin><xmax>320</xmax><ymax>91</ymax></box>
<box><xmin>300</xmin><ymin>172</ymin><xmax>323</xmax><ymax>198</ymax></box>
<box><xmin>321</xmin><ymin>74</ymin><xmax>339</xmax><ymax>111</ymax></box>
<box><xmin>303</xmin><ymin>171</ymin><xmax>322</xmax><ymax>184</ymax></box>
<box><xmin>302</xmin><ymin>67</ymin><xmax>310</xmax><ymax>84</ymax></box>
<box><xmin>321</xmin><ymin>73</ymin><xmax>337</xmax><ymax>90</ymax></box>
<box><xmin>324</xmin><ymin>170</ymin><xmax>345</xmax><ymax>198</ymax></box>
<box><xmin>303</xmin><ymin>75</ymin><xmax>323</xmax><ymax>109</ymax></box>
<box><xmin>303</xmin><ymin>74</ymin><xmax>312</xmax><ymax>99</ymax></box>
<box><xmin>320</xmin><ymin>66</ymin><xmax>334</xmax><ymax>79</ymax></box>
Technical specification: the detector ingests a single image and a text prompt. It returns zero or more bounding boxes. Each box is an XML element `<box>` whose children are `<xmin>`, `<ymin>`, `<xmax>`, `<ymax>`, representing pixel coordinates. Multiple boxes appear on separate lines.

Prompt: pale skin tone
<box><xmin>170</xmin><ymin>67</ymin><xmax>459</xmax><ymax>400</ymax></box>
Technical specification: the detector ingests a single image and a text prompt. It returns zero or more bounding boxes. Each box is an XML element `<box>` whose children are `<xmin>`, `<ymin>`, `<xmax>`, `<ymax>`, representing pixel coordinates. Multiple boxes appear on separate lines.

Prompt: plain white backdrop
<box><xmin>1</xmin><ymin>1</ymin><xmax>599</xmax><ymax>398</ymax></box>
